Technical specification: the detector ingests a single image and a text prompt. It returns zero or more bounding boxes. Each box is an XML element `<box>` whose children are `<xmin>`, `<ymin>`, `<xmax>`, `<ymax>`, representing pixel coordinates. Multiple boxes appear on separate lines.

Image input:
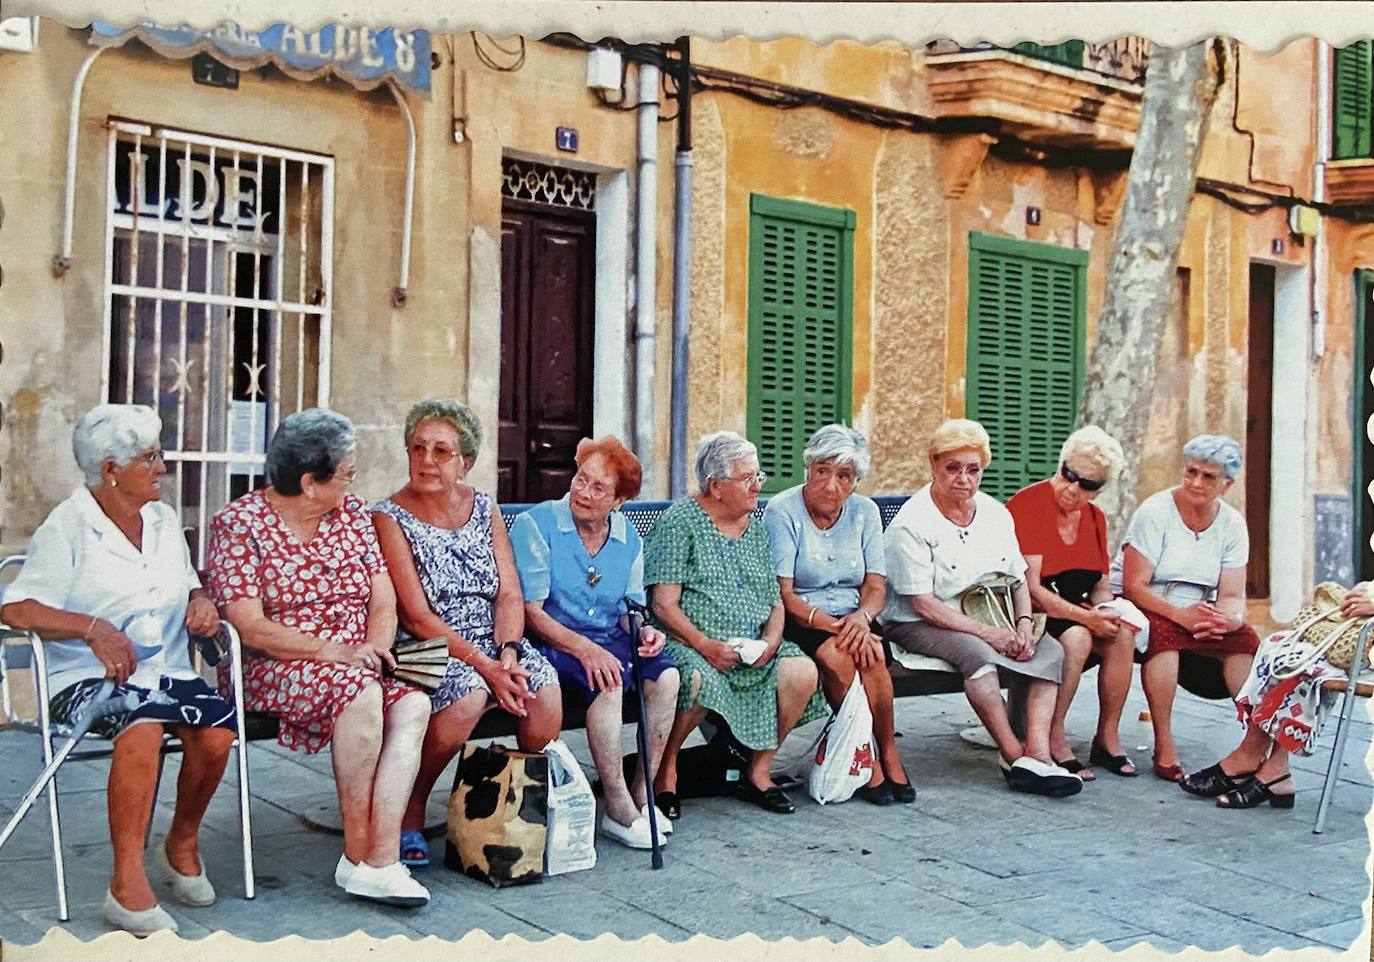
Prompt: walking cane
<box><xmin>0</xmin><ymin>679</ymin><xmax>133</xmax><ymax>853</ymax></box>
<box><xmin>624</xmin><ymin>598</ymin><xmax>664</xmax><ymax>869</ymax></box>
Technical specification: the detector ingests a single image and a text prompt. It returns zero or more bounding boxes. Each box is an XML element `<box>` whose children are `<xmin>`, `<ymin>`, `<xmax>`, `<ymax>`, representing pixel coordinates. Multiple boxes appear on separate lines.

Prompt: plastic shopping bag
<box><xmin>543</xmin><ymin>739</ymin><xmax>598</xmax><ymax>876</ymax></box>
<box><xmin>806</xmin><ymin>675</ymin><xmax>876</xmax><ymax>805</ymax></box>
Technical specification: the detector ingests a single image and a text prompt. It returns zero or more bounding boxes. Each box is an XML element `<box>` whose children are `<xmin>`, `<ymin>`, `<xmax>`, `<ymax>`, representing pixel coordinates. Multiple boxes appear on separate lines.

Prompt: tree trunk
<box><xmin>1079</xmin><ymin>39</ymin><xmax>1227</xmax><ymax>547</ymax></box>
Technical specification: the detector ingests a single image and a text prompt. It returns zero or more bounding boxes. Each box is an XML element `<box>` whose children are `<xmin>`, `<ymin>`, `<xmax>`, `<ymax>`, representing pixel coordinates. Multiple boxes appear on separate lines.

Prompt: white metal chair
<box><xmin>1312</xmin><ymin>620</ymin><xmax>1374</xmax><ymax>834</ymax></box>
<box><xmin>0</xmin><ymin>554</ymin><xmax>256</xmax><ymax>919</ymax></box>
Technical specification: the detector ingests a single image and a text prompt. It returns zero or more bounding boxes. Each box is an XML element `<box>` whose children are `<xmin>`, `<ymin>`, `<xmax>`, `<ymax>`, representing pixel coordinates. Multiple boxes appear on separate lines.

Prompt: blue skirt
<box><xmin>48</xmin><ymin>675</ymin><xmax>237</xmax><ymax>740</ymax></box>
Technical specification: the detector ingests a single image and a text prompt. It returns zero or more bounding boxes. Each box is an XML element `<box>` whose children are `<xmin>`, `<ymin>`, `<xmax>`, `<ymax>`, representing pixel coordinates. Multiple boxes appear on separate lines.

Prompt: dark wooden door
<box><xmin>1245</xmin><ymin>263</ymin><xmax>1274</xmax><ymax>598</ymax></box>
<box><xmin>497</xmin><ymin>199</ymin><xmax>596</xmax><ymax>503</ymax></box>
<box><xmin>1357</xmin><ymin>271</ymin><xmax>1374</xmax><ymax>583</ymax></box>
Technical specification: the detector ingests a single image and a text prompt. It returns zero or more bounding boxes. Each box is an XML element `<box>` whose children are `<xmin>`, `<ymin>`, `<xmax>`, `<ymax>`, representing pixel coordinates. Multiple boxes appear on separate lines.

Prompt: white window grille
<box><xmin>102</xmin><ymin>121</ymin><xmax>334</xmax><ymax>562</ymax></box>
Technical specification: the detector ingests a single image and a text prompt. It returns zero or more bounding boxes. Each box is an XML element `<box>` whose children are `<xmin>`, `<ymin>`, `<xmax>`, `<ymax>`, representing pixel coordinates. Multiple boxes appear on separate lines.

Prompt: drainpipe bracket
<box><xmin>51</xmin><ymin>255</ymin><xmax>71</xmax><ymax>278</ymax></box>
<box><xmin>392</xmin><ymin>286</ymin><xmax>408</xmax><ymax>307</ymax></box>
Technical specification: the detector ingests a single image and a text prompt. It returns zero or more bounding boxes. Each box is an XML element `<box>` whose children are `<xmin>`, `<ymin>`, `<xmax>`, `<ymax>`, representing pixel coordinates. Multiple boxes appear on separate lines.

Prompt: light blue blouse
<box><xmin>509</xmin><ymin>495</ymin><xmax>645</xmax><ymax>640</ymax></box>
<box><xmin>762</xmin><ymin>485</ymin><xmax>885</xmax><ymax>617</ymax></box>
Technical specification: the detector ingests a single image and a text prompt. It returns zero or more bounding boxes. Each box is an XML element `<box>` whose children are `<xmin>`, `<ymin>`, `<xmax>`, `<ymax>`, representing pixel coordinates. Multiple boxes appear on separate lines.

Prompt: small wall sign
<box><xmin>556</xmin><ymin>127</ymin><xmax>579</xmax><ymax>153</ymax></box>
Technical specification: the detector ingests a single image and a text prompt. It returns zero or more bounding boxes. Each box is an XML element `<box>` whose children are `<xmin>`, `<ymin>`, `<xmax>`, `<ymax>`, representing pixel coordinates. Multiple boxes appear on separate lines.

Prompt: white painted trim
<box><xmin>1269</xmin><ymin>262</ymin><xmax>1310</xmax><ymax>622</ymax></box>
<box><xmin>593</xmin><ymin>169</ymin><xmax>630</xmax><ymax>441</ymax></box>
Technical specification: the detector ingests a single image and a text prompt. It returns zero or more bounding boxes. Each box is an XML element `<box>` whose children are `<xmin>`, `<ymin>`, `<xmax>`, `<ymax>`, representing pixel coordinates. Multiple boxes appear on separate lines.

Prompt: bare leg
<box><xmin>859</xmin><ymin>659</ymin><xmax>907</xmax><ymax>786</ymax></box>
<box><xmin>654</xmin><ymin>670</ymin><xmax>707</xmax><ymax>796</ymax></box>
<box><xmin>1022</xmin><ymin>679</ymin><xmax>1059</xmax><ymax>762</ymax></box>
<box><xmin>364</xmin><ymin>691</ymin><xmax>430</xmax><ymax>866</ymax></box>
<box><xmin>964</xmin><ymin>672</ymin><xmax>1024</xmax><ymax>762</ymax></box>
<box><xmin>630</xmin><ymin>669</ymin><xmax>680</xmax><ymax>808</ymax></box>
<box><xmin>1253</xmin><ymin>741</ymin><xmax>1292</xmax><ymax>790</ymax></box>
<box><xmin>1048</xmin><ymin>626</ymin><xmax>1092</xmax><ymax>763</ymax></box>
<box><xmin>585</xmin><ymin>688</ymin><xmax>638</xmax><ymax>827</ymax></box>
<box><xmin>107</xmin><ymin>723</ymin><xmax>167</xmax><ymax>910</ymax></box>
<box><xmin>747</xmin><ymin>656</ymin><xmax>817</xmax><ymax>790</ymax></box>
<box><xmin>164</xmin><ymin>725</ymin><xmax>235</xmax><ymax>875</ymax></box>
<box><xmin>330</xmin><ymin>683</ymin><xmax>385</xmax><ymax>866</ymax></box>
<box><xmin>811</xmin><ymin>639</ymin><xmax>856</xmax><ymax>709</ymax></box>
<box><xmin>515</xmin><ymin>685</ymin><xmax>563</xmax><ymax>752</ymax></box>
<box><xmin>401</xmin><ymin>690</ymin><xmax>487</xmax><ymax>831</ymax></box>
<box><xmin>1221</xmin><ymin>652</ymin><xmax>1252</xmax><ymax>696</ymax></box>
<box><xmin>1215</xmin><ymin>723</ymin><xmax>1273</xmax><ymax>775</ymax></box>
<box><xmin>1093</xmin><ymin>626</ymin><xmax>1136</xmax><ymax>761</ymax></box>
<box><xmin>1141</xmin><ymin>650</ymin><xmax>1181</xmax><ymax>768</ymax></box>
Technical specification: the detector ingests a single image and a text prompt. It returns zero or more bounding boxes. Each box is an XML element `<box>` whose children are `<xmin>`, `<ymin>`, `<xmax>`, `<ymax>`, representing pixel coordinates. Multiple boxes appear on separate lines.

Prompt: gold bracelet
<box><xmin>83</xmin><ymin>615</ymin><xmax>99</xmax><ymax>641</ymax></box>
<box><xmin>806</xmin><ymin>606</ymin><xmax>818</xmax><ymax>627</ymax></box>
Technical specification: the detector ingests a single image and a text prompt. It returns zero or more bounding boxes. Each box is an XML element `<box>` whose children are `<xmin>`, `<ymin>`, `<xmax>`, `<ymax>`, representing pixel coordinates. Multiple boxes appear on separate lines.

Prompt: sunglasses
<box><xmin>1059</xmin><ymin>463</ymin><xmax>1105</xmax><ymax>492</ymax></box>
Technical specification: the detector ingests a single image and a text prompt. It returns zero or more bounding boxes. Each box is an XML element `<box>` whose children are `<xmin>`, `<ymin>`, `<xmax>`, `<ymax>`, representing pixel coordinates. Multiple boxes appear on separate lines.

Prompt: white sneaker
<box><xmin>344</xmin><ymin>860</ymin><xmax>430</xmax><ymax>907</ymax></box>
<box><xmin>157</xmin><ymin>842</ymin><xmax>215</xmax><ymax>907</ymax></box>
<box><xmin>602</xmin><ymin>813</ymin><xmax>667</xmax><ymax>849</ymax></box>
<box><xmin>641</xmin><ymin>804</ymin><xmax>673</xmax><ymax>835</ymax></box>
<box><xmin>335</xmin><ymin>854</ymin><xmax>357</xmax><ymax>889</ymax></box>
<box><xmin>102</xmin><ymin>889</ymin><xmax>179</xmax><ymax>937</ymax></box>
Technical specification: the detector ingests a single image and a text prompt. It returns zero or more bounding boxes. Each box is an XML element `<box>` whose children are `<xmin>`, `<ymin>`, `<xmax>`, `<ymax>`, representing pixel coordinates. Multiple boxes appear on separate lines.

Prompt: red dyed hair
<box><xmin>574</xmin><ymin>435</ymin><xmax>643</xmax><ymax>501</ymax></box>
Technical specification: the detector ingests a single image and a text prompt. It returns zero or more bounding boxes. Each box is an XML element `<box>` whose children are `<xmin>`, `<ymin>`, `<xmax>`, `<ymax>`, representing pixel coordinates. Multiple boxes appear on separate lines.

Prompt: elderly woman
<box><xmin>1110</xmin><ymin>434</ymin><xmax>1259</xmax><ymax>782</ymax></box>
<box><xmin>373</xmin><ymin>398</ymin><xmax>561</xmax><ymax>867</ymax></box>
<box><xmin>2</xmin><ymin>405</ymin><xmax>235</xmax><ymax>936</ymax></box>
<box><xmin>646</xmin><ymin>431</ymin><xmax>826</xmax><ymax>817</ymax></box>
<box><xmin>510</xmin><ymin>436</ymin><xmax>679</xmax><ymax>848</ymax></box>
<box><xmin>208</xmin><ymin>408</ymin><xmax>431</xmax><ymax>907</ymax></box>
<box><xmin>883</xmin><ymin>419</ymin><xmax>1080</xmax><ymax>797</ymax></box>
<box><xmin>1181</xmin><ymin>583</ymin><xmax>1374</xmax><ymax>809</ymax></box>
<box><xmin>763</xmin><ymin>424</ymin><xmax>912</xmax><ymax>805</ymax></box>
<box><xmin>1005</xmin><ymin>426</ymin><xmax>1138</xmax><ymax>779</ymax></box>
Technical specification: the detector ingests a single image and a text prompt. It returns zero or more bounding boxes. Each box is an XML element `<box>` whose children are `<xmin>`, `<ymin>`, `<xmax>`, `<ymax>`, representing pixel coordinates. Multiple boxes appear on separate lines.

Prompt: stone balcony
<box><xmin>923</xmin><ymin>39</ymin><xmax>1148</xmax><ymax>151</ymax></box>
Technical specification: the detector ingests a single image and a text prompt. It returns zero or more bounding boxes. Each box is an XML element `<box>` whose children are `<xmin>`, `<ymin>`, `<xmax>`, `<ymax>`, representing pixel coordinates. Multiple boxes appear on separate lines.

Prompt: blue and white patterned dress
<box><xmin>373</xmin><ymin>491</ymin><xmax>558</xmax><ymax>712</ymax></box>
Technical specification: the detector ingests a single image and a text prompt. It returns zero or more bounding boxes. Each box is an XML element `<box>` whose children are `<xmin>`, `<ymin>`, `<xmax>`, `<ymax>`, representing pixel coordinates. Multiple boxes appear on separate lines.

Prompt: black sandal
<box><xmin>655</xmin><ymin>790</ymin><xmax>681</xmax><ymax>821</ymax></box>
<box><xmin>1180</xmin><ymin>762</ymin><xmax>1254</xmax><ymax>798</ymax></box>
<box><xmin>1089</xmin><ymin>738</ymin><xmax>1139</xmax><ymax>777</ymax></box>
<box><xmin>1217</xmin><ymin>773</ymin><xmax>1295</xmax><ymax>810</ymax></box>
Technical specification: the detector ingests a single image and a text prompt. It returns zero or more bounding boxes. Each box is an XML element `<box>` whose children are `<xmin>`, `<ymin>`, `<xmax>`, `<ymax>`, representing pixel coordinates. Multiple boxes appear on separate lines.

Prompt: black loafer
<box><xmin>655</xmin><ymin>790</ymin><xmax>681</xmax><ymax>821</ymax></box>
<box><xmin>853</xmin><ymin>781</ymin><xmax>894</xmax><ymax>806</ymax></box>
<box><xmin>889</xmin><ymin>780</ymin><xmax>916</xmax><ymax>804</ymax></box>
<box><xmin>738</xmin><ymin>780</ymin><xmax>795</xmax><ymax>814</ymax></box>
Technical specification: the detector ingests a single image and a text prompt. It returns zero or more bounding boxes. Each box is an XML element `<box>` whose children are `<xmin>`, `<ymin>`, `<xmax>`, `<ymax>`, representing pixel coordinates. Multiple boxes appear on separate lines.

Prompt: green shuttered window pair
<box><xmin>746</xmin><ymin>194</ymin><xmax>856</xmax><ymax>493</ymax></box>
<box><xmin>1334</xmin><ymin>40</ymin><xmax>1374</xmax><ymax>161</ymax></box>
<box><xmin>1010</xmin><ymin>41</ymin><xmax>1087</xmax><ymax>70</ymax></box>
<box><xmin>966</xmin><ymin>232</ymin><xmax>1087</xmax><ymax>501</ymax></box>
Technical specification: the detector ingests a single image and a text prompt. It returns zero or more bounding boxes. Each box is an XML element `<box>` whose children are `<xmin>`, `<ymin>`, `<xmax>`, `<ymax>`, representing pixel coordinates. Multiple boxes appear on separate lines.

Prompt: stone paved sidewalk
<box><xmin>0</xmin><ymin>683</ymin><xmax>1370</xmax><ymax>952</ymax></box>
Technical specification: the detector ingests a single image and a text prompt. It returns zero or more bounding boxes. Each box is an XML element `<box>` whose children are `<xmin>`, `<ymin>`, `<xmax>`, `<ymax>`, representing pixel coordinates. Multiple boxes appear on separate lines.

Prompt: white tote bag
<box><xmin>543</xmin><ymin>739</ymin><xmax>598</xmax><ymax>876</ymax></box>
<box><xmin>806</xmin><ymin>675</ymin><xmax>876</xmax><ymax>805</ymax></box>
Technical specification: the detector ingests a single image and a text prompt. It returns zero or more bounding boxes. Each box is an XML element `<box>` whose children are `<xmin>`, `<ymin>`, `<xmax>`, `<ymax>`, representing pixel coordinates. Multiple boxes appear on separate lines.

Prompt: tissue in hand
<box><xmin>726</xmin><ymin>637</ymin><xmax>768</xmax><ymax>665</ymax></box>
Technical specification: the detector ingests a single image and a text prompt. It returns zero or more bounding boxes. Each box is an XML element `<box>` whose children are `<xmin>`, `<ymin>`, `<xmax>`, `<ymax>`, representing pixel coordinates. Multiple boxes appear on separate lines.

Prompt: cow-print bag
<box><xmin>445</xmin><ymin>743</ymin><xmax>550</xmax><ymax>887</ymax></box>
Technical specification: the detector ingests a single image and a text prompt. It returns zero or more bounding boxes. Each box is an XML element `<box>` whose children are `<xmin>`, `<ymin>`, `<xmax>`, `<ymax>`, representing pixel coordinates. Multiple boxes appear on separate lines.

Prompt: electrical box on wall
<box><xmin>586</xmin><ymin>46</ymin><xmax>622</xmax><ymax>93</ymax></box>
<box><xmin>0</xmin><ymin>17</ymin><xmax>38</xmax><ymax>53</ymax></box>
<box><xmin>1288</xmin><ymin>204</ymin><xmax>1319</xmax><ymax>238</ymax></box>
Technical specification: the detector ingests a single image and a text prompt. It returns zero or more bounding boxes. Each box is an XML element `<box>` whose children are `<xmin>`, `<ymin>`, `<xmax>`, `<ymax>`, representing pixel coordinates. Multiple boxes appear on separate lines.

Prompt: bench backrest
<box><xmin>499</xmin><ymin>495</ymin><xmax>911</xmax><ymax>535</ymax></box>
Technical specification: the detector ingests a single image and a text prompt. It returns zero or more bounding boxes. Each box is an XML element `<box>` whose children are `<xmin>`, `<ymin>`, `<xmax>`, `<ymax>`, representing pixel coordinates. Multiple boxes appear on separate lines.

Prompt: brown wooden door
<box><xmin>497</xmin><ymin>199</ymin><xmax>596</xmax><ymax>503</ymax></box>
<box><xmin>1245</xmin><ymin>263</ymin><xmax>1274</xmax><ymax>599</ymax></box>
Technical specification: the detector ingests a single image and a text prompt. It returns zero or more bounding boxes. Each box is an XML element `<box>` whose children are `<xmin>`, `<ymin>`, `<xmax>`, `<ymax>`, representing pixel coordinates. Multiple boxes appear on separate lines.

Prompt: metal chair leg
<box><xmin>228</xmin><ymin>624</ymin><xmax>256</xmax><ymax>900</ymax></box>
<box><xmin>145</xmin><ymin>748</ymin><xmax>167</xmax><ymax>849</ymax></box>
<box><xmin>1313</xmin><ymin>624</ymin><xmax>1372</xmax><ymax>834</ymax></box>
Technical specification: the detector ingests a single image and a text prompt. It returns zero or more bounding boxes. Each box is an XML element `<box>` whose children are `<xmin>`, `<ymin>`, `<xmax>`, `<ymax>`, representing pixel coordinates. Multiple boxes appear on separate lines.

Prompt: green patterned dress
<box><xmin>644</xmin><ymin>497</ymin><xmax>827</xmax><ymax>750</ymax></box>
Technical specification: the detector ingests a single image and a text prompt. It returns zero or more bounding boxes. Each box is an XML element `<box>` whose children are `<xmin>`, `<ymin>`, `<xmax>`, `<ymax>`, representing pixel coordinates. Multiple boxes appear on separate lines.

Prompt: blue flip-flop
<box><xmin>399</xmin><ymin>829</ymin><xmax>430</xmax><ymax>868</ymax></box>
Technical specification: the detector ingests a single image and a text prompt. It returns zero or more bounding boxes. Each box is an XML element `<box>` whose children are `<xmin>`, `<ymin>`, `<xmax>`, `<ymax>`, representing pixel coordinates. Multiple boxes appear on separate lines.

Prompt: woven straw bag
<box><xmin>959</xmin><ymin>574</ymin><xmax>1048</xmax><ymax>640</ymax></box>
<box><xmin>1271</xmin><ymin>583</ymin><xmax>1374</xmax><ymax>678</ymax></box>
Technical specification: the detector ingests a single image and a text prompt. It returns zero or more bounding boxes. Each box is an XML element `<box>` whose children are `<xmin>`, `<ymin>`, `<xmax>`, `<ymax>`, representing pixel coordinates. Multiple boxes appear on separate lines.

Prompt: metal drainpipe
<box><xmin>1313</xmin><ymin>40</ymin><xmax>1329</xmax><ymax>361</ymax></box>
<box><xmin>634</xmin><ymin>61</ymin><xmax>661</xmax><ymax>491</ymax></box>
<box><xmin>54</xmin><ymin>46</ymin><xmax>106</xmax><ymax>276</ymax></box>
<box><xmin>668</xmin><ymin>37</ymin><xmax>694</xmax><ymax>498</ymax></box>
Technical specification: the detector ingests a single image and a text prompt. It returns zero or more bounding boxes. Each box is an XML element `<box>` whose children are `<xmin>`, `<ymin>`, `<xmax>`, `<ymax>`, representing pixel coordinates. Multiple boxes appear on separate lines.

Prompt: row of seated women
<box><xmin>4</xmin><ymin>401</ymin><xmax>1371</xmax><ymax>936</ymax></box>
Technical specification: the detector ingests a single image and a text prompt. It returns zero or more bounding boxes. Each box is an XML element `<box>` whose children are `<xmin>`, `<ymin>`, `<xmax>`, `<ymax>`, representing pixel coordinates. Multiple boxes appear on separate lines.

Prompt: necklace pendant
<box><xmin>586</xmin><ymin>566</ymin><xmax>601</xmax><ymax>588</ymax></box>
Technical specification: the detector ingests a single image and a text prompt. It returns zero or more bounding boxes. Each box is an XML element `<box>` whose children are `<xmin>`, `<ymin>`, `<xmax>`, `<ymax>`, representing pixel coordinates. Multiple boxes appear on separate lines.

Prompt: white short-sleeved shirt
<box><xmin>1108</xmin><ymin>488</ymin><xmax>1248</xmax><ymax>598</ymax></box>
<box><xmin>763</xmin><ymin>485</ymin><xmax>885</xmax><ymax>617</ymax></box>
<box><xmin>4</xmin><ymin>486</ymin><xmax>201</xmax><ymax>695</ymax></box>
<box><xmin>881</xmin><ymin>484</ymin><xmax>1028</xmax><ymax>624</ymax></box>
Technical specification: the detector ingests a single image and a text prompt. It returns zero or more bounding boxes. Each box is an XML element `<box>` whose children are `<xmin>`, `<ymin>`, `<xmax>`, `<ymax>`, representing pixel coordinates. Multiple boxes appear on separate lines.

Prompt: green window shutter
<box><xmin>1333</xmin><ymin>40</ymin><xmax>1373</xmax><ymax>160</ymax></box>
<box><xmin>1011</xmin><ymin>40</ymin><xmax>1086</xmax><ymax>70</ymax></box>
<box><xmin>747</xmin><ymin>195</ymin><xmax>855</xmax><ymax>494</ymax></box>
<box><xmin>966</xmin><ymin>233</ymin><xmax>1087</xmax><ymax>501</ymax></box>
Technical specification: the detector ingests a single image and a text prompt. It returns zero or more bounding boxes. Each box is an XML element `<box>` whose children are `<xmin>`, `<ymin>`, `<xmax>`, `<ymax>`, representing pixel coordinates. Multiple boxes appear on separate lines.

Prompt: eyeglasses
<box><xmin>332</xmin><ymin>466</ymin><xmax>358</xmax><ymax>485</ymax></box>
<box><xmin>408</xmin><ymin>441</ymin><xmax>459</xmax><ymax>464</ymax></box>
<box><xmin>571</xmin><ymin>473</ymin><xmax>616</xmax><ymax>500</ymax></box>
<box><xmin>717</xmin><ymin>472</ymin><xmax>767</xmax><ymax>488</ymax></box>
<box><xmin>1184</xmin><ymin>464</ymin><xmax>1224</xmax><ymax>484</ymax></box>
<box><xmin>131</xmin><ymin>449</ymin><xmax>165</xmax><ymax>467</ymax></box>
<box><xmin>1060</xmin><ymin>462</ymin><xmax>1105</xmax><ymax>492</ymax></box>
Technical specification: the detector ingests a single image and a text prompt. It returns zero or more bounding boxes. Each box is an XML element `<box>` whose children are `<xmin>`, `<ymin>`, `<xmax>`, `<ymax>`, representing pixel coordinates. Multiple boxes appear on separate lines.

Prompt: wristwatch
<box><xmin>499</xmin><ymin>640</ymin><xmax>522</xmax><ymax>654</ymax></box>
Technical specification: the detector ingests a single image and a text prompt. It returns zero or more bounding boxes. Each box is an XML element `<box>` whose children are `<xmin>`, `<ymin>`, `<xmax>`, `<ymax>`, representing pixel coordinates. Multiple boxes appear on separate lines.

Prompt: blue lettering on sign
<box><xmin>91</xmin><ymin>21</ymin><xmax>432</xmax><ymax>95</ymax></box>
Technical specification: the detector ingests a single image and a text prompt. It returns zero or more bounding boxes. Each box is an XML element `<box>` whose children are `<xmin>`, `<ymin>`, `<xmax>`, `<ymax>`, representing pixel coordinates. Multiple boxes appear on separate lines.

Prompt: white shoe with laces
<box><xmin>343</xmin><ymin>860</ymin><xmax>430</xmax><ymax>907</ymax></box>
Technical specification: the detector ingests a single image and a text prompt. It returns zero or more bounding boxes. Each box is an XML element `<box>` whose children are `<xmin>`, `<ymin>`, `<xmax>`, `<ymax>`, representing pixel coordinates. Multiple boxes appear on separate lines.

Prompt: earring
<box><xmin>110</xmin><ymin>478</ymin><xmax>118</xmax><ymax>488</ymax></box>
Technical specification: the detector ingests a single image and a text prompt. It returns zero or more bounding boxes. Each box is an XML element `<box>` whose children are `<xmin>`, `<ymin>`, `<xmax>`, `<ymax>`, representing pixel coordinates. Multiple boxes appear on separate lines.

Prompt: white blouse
<box><xmin>881</xmin><ymin>484</ymin><xmax>1028</xmax><ymax>624</ymax></box>
<box><xmin>5</xmin><ymin>487</ymin><xmax>202</xmax><ymax>695</ymax></box>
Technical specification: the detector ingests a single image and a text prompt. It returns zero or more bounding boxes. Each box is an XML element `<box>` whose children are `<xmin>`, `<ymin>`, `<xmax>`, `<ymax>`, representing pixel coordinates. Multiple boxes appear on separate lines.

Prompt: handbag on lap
<box><xmin>959</xmin><ymin>574</ymin><xmax>1048</xmax><ymax>640</ymax></box>
<box><xmin>1271</xmin><ymin>583</ymin><xmax>1374</xmax><ymax>678</ymax></box>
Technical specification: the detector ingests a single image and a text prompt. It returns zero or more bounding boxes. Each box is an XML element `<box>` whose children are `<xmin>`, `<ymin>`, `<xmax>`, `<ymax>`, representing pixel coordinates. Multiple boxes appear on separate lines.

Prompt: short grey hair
<box><xmin>803</xmin><ymin>423</ymin><xmax>871</xmax><ymax>480</ymax></box>
<box><xmin>1059</xmin><ymin>425</ymin><xmax>1126</xmax><ymax>482</ymax></box>
<box><xmin>72</xmin><ymin>404</ymin><xmax>163</xmax><ymax>486</ymax></box>
<box><xmin>694</xmin><ymin>431</ymin><xmax>758</xmax><ymax>494</ymax></box>
<box><xmin>266</xmin><ymin>408</ymin><xmax>356</xmax><ymax>496</ymax></box>
<box><xmin>403</xmin><ymin>398</ymin><xmax>481</xmax><ymax>460</ymax></box>
<box><xmin>1182</xmin><ymin>434</ymin><xmax>1243</xmax><ymax>480</ymax></box>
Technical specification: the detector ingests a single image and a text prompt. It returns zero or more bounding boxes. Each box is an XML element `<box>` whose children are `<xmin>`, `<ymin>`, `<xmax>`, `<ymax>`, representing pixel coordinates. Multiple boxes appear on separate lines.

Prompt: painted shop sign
<box><xmin>91</xmin><ymin>21</ymin><xmax>432</xmax><ymax>95</ymax></box>
<box><xmin>112</xmin><ymin>138</ymin><xmax>282</xmax><ymax>233</ymax></box>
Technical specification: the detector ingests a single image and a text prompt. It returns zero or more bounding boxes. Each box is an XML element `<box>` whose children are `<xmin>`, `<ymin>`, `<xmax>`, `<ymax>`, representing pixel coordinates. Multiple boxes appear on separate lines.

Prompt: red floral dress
<box><xmin>207</xmin><ymin>490</ymin><xmax>419</xmax><ymax>753</ymax></box>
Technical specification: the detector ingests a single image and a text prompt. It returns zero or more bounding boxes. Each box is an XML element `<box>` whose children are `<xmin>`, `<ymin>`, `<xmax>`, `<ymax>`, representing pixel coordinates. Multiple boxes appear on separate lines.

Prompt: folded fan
<box><xmin>391</xmin><ymin>637</ymin><xmax>451</xmax><ymax>691</ymax></box>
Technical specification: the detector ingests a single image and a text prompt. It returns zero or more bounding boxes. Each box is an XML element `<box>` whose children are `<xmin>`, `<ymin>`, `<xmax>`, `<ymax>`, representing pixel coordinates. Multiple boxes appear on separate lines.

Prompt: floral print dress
<box><xmin>207</xmin><ymin>490</ymin><xmax>420</xmax><ymax>753</ymax></box>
